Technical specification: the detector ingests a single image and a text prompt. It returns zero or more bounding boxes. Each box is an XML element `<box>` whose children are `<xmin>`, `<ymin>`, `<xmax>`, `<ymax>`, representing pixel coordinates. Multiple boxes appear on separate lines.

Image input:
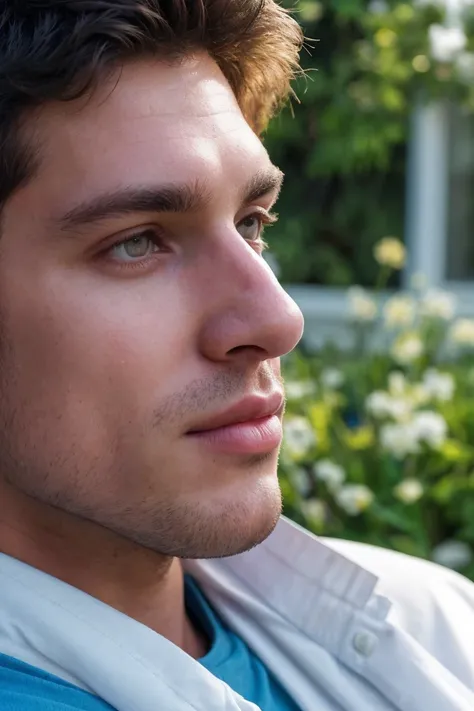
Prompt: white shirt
<box><xmin>1</xmin><ymin>516</ymin><xmax>474</xmax><ymax>711</ymax></box>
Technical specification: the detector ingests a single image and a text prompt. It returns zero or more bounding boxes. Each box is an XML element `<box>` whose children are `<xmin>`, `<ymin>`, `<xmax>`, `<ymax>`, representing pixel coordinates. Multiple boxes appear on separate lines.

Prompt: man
<box><xmin>0</xmin><ymin>1</ymin><xmax>473</xmax><ymax>709</ymax></box>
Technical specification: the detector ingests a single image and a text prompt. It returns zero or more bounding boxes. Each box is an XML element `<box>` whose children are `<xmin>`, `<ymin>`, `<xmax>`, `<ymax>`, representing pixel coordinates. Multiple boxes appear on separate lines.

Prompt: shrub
<box><xmin>281</xmin><ymin>238</ymin><xmax>474</xmax><ymax>579</ymax></box>
<box><xmin>265</xmin><ymin>0</ymin><xmax>474</xmax><ymax>286</ymax></box>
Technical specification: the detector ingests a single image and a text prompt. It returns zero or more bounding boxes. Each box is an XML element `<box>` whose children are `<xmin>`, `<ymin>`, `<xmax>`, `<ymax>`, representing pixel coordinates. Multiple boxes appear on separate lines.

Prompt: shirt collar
<box><xmin>0</xmin><ymin>517</ymin><xmax>382</xmax><ymax>711</ymax></box>
<box><xmin>185</xmin><ymin>517</ymin><xmax>388</xmax><ymax>656</ymax></box>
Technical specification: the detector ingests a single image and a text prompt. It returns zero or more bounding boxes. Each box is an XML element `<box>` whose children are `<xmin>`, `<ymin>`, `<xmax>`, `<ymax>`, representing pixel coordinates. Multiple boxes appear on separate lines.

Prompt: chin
<box><xmin>182</xmin><ymin>472</ymin><xmax>283</xmax><ymax>560</ymax></box>
<box><xmin>102</xmin><ymin>452</ymin><xmax>282</xmax><ymax>560</ymax></box>
<box><xmin>115</xmin><ymin>468</ymin><xmax>282</xmax><ymax>560</ymax></box>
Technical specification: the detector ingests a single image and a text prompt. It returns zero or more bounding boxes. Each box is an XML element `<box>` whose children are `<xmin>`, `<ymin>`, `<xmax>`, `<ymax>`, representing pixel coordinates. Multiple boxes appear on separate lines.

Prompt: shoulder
<box><xmin>323</xmin><ymin>538</ymin><xmax>474</xmax><ymax>687</ymax></box>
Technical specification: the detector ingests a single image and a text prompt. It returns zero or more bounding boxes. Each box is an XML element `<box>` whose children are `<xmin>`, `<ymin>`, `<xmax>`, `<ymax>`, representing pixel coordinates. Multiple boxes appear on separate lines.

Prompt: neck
<box><xmin>0</xmin><ymin>478</ymin><xmax>207</xmax><ymax>659</ymax></box>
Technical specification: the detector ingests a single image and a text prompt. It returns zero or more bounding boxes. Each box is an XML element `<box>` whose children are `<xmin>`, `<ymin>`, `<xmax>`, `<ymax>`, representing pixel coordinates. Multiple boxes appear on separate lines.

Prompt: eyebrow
<box><xmin>58</xmin><ymin>166</ymin><xmax>284</xmax><ymax>232</ymax></box>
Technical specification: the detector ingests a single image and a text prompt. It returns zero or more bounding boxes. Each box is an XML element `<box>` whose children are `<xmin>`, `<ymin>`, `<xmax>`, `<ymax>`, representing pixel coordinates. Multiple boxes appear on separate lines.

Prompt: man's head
<box><xmin>0</xmin><ymin>0</ymin><xmax>304</xmax><ymax>561</ymax></box>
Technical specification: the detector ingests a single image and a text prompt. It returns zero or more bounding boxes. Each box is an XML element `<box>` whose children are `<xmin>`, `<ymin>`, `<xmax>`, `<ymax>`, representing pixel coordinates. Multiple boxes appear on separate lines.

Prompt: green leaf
<box><xmin>370</xmin><ymin>503</ymin><xmax>415</xmax><ymax>533</ymax></box>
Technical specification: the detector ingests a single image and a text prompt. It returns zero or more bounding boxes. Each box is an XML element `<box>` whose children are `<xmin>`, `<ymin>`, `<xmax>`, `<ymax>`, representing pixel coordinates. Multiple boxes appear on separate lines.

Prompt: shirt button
<box><xmin>352</xmin><ymin>631</ymin><xmax>378</xmax><ymax>657</ymax></box>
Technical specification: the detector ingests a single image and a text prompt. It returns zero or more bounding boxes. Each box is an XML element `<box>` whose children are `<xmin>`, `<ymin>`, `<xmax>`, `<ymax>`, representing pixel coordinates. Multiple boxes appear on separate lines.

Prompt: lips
<box><xmin>186</xmin><ymin>392</ymin><xmax>285</xmax><ymax>434</ymax></box>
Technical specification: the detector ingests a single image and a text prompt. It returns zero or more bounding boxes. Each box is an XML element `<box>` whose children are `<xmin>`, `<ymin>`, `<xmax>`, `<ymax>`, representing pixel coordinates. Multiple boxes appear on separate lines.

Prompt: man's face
<box><xmin>0</xmin><ymin>55</ymin><xmax>303</xmax><ymax>558</ymax></box>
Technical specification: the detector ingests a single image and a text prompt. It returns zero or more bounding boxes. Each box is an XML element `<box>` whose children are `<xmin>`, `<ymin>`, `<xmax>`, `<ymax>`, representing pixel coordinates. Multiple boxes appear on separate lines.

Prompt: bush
<box><xmin>280</xmin><ymin>238</ymin><xmax>474</xmax><ymax>579</ymax></box>
<box><xmin>265</xmin><ymin>0</ymin><xmax>474</xmax><ymax>286</ymax></box>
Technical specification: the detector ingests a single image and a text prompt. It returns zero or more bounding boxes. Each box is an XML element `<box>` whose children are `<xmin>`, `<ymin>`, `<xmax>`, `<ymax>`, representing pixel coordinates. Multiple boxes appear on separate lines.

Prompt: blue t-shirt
<box><xmin>185</xmin><ymin>576</ymin><xmax>300</xmax><ymax>711</ymax></box>
<box><xmin>0</xmin><ymin>653</ymin><xmax>115</xmax><ymax>710</ymax></box>
<box><xmin>0</xmin><ymin>577</ymin><xmax>300</xmax><ymax>710</ymax></box>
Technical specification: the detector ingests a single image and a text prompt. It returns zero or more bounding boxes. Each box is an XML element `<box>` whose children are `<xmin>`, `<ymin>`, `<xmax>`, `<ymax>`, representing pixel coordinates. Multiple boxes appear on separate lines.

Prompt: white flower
<box><xmin>432</xmin><ymin>540</ymin><xmax>472</xmax><ymax>570</ymax></box>
<box><xmin>366</xmin><ymin>391</ymin><xmax>412</xmax><ymax>421</ymax></box>
<box><xmin>283</xmin><ymin>416</ymin><xmax>316</xmax><ymax>457</ymax></box>
<box><xmin>313</xmin><ymin>459</ymin><xmax>346</xmax><ymax>492</ymax></box>
<box><xmin>420</xmin><ymin>288</ymin><xmax>456</xmax><ymax>320</ymax></box>
<box><xmin>368</xmin><ymin>372</ymin><xmax>435</xmax><ymax>422</ymax></box>
<box><xmin>429</xmin><ymin>24</ymin><xmax>467</xmax><ymax>63</ymax></box>
<box><xmin>455</xmin><ymin>51</ymin><xmax>474</xmax><ymax>83</ymax></box>
<box><xmin>411</xmin><ymin>383</ymin><xmax>431</xmax><ymax>407</ymax></box>
<box><xmin>383</xmin><ymin>295</ymin><xmax>416</xmax><ymax>328</ymax></box>
<box><xmin>450</xmin><ymin>318</ymin><xmax>474</xmax><ymax>346</ymax></box>
<box><xmin>392</xmin><ymin>333</ymin><xmax>424</xmax><ymax>364</ymax></box>
<box><xmin>380</xmin><ymin>422</ymin><xmax>421</xmax><ymax>458</ymax></box>
<box><xmin>387</xmin><ymin>398</ymin><xmax>413</xmax><ymax>421</ymax></box>
<box><xmin>301</xmin><ymin>498</ymin><xmax>326</xmax><ymax>525</ymax></box>
<box><xmin>321</xmin><ymin>368</ymin><xmax>345</xmax><ymax>389</ymax></box>
<box><xmin>348</xmin><ymin>287</ymin><xmax>377</xmax><ymax>322</ymax></box>
<box><xmin>336</xmin><ymin>484</ymin><xmax>374</xmax><ymax>516</ymax></box>
<box><xmin>285</xmin><ymin>380</ymin><xmax>317</xmax><ymax>400</ymax></box>
<box><xmin>381</xmin><ymin>411</ymin><xmax>448</xmax><ymax>457</ymax></box>
<box><xmin>366</xmin><ymin>391</ymin><xmax>393</xmax><ymax>419</ymax></box>
<box><xmin>412</xmin><ymin>411</ymin><xmax>448</xmax><ymax>448</ymax></box>
<box><xmin>289</xmin><ymin>467</ymin><xmax>312</xmax><ymax>497</ymax></box>
<box><xmin>388</xmin><ymin>371</ymin><xmax>408</xmax><ymax>396</ymax></box>
<box><xmin>393</xmin><ymin>478</ymin><xmax>424</xmax><ymax>504</ymax></box>
<box><xmin>422</xmin><ymin>369</ymin><xmax>455</xmax><ymax>402</ymax></box>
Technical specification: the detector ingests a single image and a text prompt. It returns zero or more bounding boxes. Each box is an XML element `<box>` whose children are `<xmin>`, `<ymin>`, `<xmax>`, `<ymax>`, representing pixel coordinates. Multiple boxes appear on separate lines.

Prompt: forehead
<box><xmin>25</xmin><ymin>54</ymin><xmax>270</xmax><ymax>211</ymax></box>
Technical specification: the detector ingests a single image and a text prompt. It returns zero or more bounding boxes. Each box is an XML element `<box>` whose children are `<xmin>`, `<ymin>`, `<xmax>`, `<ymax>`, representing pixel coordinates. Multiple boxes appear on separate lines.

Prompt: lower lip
<box><xmin>186</xmin><ymin>415</ymin><xmax>283</xmax><ymax>454</ymax></box>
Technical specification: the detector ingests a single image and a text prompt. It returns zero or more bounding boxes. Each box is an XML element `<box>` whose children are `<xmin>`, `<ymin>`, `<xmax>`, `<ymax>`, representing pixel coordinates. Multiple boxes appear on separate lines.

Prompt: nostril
<box><xmin>227</xmin><ymin>345</ymin><xmax>267</xmax><ymax>357</ymax></box>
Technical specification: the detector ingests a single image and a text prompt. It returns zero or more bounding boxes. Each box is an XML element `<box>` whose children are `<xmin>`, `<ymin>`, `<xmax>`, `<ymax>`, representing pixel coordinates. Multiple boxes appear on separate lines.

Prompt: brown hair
<box><xmin>0</xmin><ymin>0</ymin><xmax>303</xmax><ymax>207</ymax></box>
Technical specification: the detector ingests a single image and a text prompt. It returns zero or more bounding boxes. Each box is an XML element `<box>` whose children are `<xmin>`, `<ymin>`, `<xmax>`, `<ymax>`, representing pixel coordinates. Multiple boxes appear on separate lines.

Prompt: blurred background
<box><xmin>269</xmin><ymin>0</ymin><xmax>474</xmax><ymax>579</ymax></box>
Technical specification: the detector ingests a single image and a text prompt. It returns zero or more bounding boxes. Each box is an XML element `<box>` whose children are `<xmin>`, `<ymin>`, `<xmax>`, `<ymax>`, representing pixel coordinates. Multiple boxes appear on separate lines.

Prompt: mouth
<box><xmin>186</xmin><ymin>392</ymin><xmax>285</xmax><ymax>455</ymax></box>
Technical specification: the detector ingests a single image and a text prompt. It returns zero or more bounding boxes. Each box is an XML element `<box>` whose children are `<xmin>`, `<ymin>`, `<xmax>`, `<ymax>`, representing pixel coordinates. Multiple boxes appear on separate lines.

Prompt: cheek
<box><xmin>0</xmin><ymin>268</ymin><xmax>196</xmax><ymax>422</ymax></box>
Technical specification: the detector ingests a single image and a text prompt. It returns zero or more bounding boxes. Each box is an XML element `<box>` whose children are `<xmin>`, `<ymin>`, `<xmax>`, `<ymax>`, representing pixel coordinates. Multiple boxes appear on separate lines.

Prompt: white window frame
<box><xmin>405</xmin><ymin>101</ymin><xmax>474</xmax><ymax>317</ymax></box>
<box><xmin>404</xmin><ymin>102</ymin><xmax>450</xmax><ymax>289</ymax></box>
<box><xmin>288</xmin><ymin>100</ymin><xmax>474</xmax><ymax>350</ymax></box>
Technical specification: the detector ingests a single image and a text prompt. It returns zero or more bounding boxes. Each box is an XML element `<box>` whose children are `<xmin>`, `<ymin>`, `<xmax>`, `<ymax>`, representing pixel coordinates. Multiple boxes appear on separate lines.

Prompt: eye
<box><xmin>236</xmin><ymin>214</ymin><xmax>263</xmax><ymax>243</ymax></box>
<box><xmin>236</xmin><ymin>211</ymin><xmax>277</xmax><ymax>253</ymax></box>
<box><xmin>108</xmin><ymin>229</ymin><xmax>163</xmax><ymax>263</ymax></box>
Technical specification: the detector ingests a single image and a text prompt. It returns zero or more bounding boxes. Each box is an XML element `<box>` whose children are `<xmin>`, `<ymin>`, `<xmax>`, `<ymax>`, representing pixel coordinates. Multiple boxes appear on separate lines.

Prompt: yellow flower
<box><xmin>374</xmin><ymin>237</ymin><xmax>406</xmax><ymax>270</ymax></box>
<box><xmin>344</xmin><ymin>426</ymin><xmax>375</xmax><ymax>450</ymax></box>
<box><xmin>308</xmin><ymin>402</ymin><xmax>330</xmax><ymax>453</ymax></box>
<box><xmin>412</xmin><ymin>55</ymin><xmax>430</xmax><ymax>73</ymax></box>
<box><xmin>375</xmin><ymin>28</ymin><xmax>397</xmax><ymax>48</ymax></box>
<box><xmin>438</xmin><ymin>439</ymin><xmax>471</xmax><ymax>463</ymax></box>
<box><xmin>450</xmin><ymin>319</ymin><xmax>474</xmax><ymax>347</ymax></box>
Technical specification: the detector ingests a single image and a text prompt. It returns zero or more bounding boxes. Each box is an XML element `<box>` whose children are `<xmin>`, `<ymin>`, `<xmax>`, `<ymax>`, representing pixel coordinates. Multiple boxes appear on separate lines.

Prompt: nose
<box><xmin>197</xmin><ymin>232</ymin><xmax>304</xmax><ymax>364</ymax></box>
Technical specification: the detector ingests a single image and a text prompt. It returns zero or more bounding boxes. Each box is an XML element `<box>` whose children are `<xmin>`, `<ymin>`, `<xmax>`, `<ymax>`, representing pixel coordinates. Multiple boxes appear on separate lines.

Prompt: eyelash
<box><xmin>102</xmin><ymin>210</ymin><xmax>278</xmax><ymax>272</ymax></box>
<box><xmin>237</xmin><ymin>211</ymin><xmax>277</xmax><ymax>251</ymax></box>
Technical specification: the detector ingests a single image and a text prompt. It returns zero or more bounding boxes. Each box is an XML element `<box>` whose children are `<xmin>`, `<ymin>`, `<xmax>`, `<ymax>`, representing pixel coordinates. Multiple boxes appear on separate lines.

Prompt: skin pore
<box><xmin>0</xmin><ymin>54</ymin><xmax>304</xmax><ymax>656</ymax></box>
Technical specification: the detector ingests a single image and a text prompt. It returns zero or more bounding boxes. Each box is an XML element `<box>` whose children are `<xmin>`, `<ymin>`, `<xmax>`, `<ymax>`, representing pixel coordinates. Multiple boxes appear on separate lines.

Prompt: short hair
<box><xmin>0</xmin><ymin>0</ymin><xmax>303</xmax><ymax>208</ymax></box>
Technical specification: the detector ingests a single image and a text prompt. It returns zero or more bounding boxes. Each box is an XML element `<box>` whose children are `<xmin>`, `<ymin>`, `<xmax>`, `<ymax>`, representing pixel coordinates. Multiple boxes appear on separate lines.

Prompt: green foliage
<box><xmin>280</xmin><ymin>243</ymin><xmax>474</xmax><ymax>578</ymax></box>
<box><xmin>265</xmin><ymin>0</ymin><xmax>474</xmax><ymax>285</ymax></box>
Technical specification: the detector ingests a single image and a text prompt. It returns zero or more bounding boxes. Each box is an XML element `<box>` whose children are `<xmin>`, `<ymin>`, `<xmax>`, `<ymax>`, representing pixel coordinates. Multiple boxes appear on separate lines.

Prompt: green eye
<box><xmin>110</xmin><ymin>231</ymin><xmax>160</xmax><ymax>262</ymax></box>
<box><xmin>237</xmin><ymin>215</ymin><xmax>262</xmax><ymax>243</ymax></box>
